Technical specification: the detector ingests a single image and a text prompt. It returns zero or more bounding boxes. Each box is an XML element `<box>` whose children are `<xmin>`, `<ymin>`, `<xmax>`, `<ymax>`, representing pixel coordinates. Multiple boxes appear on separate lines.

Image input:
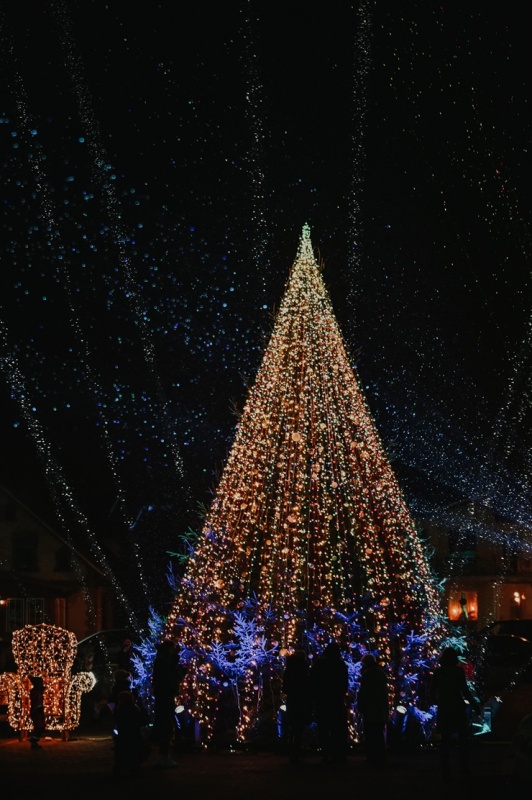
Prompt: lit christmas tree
<box><xmin>165</xmin><ymin>224</ymin><xmax>444</xmax><ymax>745</ymax></box>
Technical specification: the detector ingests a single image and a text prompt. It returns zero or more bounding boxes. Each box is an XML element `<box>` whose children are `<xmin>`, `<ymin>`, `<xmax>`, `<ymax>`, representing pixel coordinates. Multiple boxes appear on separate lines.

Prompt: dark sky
<box><xmin>1</xmin><ymin>2</ymin><xmax>531</xmax><ymax>622</ymax></box>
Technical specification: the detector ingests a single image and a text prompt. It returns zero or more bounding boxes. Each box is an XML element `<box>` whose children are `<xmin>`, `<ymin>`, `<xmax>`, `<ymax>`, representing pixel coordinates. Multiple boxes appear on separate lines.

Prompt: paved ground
<box><xmin>2</xmin><ymin>679</ymin><xmax>531</xmax><ymax>800</ymax></box>
<box><xmin>0</xmin><ymin>724</ymin><xmax>522</xmax><ymax>800</ymax></box>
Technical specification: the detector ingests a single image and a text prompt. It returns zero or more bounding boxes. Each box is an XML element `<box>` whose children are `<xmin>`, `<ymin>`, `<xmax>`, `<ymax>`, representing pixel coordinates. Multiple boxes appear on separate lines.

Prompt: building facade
<box><xmin>0</xmin><ymin>484</ymin><xmax>118</xmax><ymax>646</ymax></box>
<box><xmin>422</xmin><ymin>500</ymin><xmax>532</xmax><ymax>628</ymax></box>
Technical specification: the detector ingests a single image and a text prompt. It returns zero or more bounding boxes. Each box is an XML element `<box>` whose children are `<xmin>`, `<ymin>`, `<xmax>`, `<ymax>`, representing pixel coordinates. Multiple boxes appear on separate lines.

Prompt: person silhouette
<box><xmin>282</xmin><ymin>650</ymin><xmax>312</xmax><ymax>762</ymax></box>
<box><xmin>28</xmin><ymin>675</ymin><xmax>46</xmax><ymax>749</ymax></box>
<box><xmin>151</xmin><ymin>639</ymin><xmax>187</xmax><ymax>768</ymax></box>
<box><xmin>310</xmin><ymin>641</ymin><xmax>349</xmax><ymax>765</ymax></box>
<box><xmin>117</xmin><ymin>638</ymin><xmax>135</xmax><ymax>674</ymax></box>
<box><xmin>356</xmin><ymin>653</ymin><xmax>389</xmax><ymax>767</ymax></box>
<box><xmin>108</xmin><ymin>668</ymin><xmax>135</xmax><ymax>710</ymax></box>
<box><xmin>430</xmin><ymin>646</ymin><xmax>477</xmax><ymax>779</ymax></box>
<box><xmin>112</xmin><ymin>690</ymin><xmax>150</xmax><ymax>776</ymax></box>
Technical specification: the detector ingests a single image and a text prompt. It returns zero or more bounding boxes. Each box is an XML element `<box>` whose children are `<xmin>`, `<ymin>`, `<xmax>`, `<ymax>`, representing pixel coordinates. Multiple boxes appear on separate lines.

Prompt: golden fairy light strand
<box><xmin>0</xmin><ymin>624</ymin><xmax>95</xmax><ymax>734</ymax></box>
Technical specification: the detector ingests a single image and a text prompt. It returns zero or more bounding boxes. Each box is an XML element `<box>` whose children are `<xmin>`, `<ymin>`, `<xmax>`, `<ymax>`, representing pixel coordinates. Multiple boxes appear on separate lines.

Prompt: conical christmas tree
<box><xmin>165</xmin><ymin>224</ymin><xmax>443</xmax><ymax>744</ymax></box>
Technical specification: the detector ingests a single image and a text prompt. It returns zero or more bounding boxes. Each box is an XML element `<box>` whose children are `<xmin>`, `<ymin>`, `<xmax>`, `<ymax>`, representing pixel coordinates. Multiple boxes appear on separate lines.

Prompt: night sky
<box><xmin>1</xmin><ymin>2</ymin><xmax>531</xmax><ymax>624</ymax></box>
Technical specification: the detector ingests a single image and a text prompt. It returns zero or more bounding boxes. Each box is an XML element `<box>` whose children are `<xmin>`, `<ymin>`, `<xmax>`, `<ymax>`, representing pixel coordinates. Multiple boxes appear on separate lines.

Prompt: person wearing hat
<box><xmin>356</xmin><ymin>654</ymin><xmax>389</xmax><ymax>767</ymax></box>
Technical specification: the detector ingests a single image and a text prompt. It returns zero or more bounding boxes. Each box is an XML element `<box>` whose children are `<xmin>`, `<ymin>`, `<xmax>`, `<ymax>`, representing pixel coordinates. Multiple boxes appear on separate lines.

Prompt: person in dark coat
<box><xmin>310</xmin><ymin>641</ymin><xmax>349</xmax><ymax>764</ymax></box>
<box><xmin>112</xmin><ymin>690</ymin><xmax>150</xmax><ymax>776</ymax></box>
<box><xmin>151</xmin><ymin>639</ymin><xmax>187</xmax><ymax>768</ymax></box>
<box><xmin>108</xmin><ymin>668</ymin><xmax>134</xmax><ymax>710</ymax></box>
<box><xmin>117</xmin><ymin>638</ymin><xmax>135</xmax><ymax>674</ymax></box>
<box><xmin>356</xmin><ymin>653</ymin><xmax>389</xmax><ymax>766</ymax></box>
<box><xmin>430</xmin><ymin>646</ymin><xmax>477</xmax><ymax>778</ymax></box>
<box><xmin>282</xmin><ymin>650</ymin><xmax>312</xmax><ymax>762</ymax></box>
<box><xmin>28</xmin><ymin>675</ymin><xmax>46</xmax><ymax>749</ymax></box>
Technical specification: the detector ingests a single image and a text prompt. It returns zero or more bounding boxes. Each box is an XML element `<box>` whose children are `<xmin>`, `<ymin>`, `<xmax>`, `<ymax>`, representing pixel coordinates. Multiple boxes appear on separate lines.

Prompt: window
<box><xmin>6</xmin><ymin>598</ymin><xmax>24</xmax><ymax>630</ymax></box>
<box><xmin>448</xmin><ymin>590</ymin><xmax>478</xmax><ymax>622</ymax></box>
<box><xmin>2</xmin><ymin>500</ymin><xmax>17</xmax><ymax>521</ymax></box>
<box><xmin>54</xmin><ymin>544</ymin><xmax>72</xmax><ymax>572</ymax></box>
<box><xmin>54</xmin><ymin>597</ymin><xmax>66</xmax><ymax>629</ymax></box>
<box><xmin>12</xmin><ymin>530</ymin><xmax>39</xmax><ymax>571</ymax></box>
<box><xmin>510</xmin><ymin>590</ymin><xmax>527</xmax><ymax>619</ymax></box>
<box><xmin>5</xmin><ymin>598</ymin><xmax>45</xmax><ymax>631</ymax></box>
<box><xmin>26</xmin><ymin>598</ymin><xmax>45</xmax><ymax>625</ymax></box>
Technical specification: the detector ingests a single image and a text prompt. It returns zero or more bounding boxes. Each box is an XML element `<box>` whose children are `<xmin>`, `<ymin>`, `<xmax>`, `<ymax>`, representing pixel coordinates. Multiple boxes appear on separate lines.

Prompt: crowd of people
<box><xmin>281</xmin><ymin>641</ymin><xmax>481</xmax><ymax>778</ymax></box>
<box><xmin>24</xmin><ymin>636</ymin><xmax>484</xmax><ymax>780</ymax></box>
<box><xmin>282</xmin><ymin>642</ymin><xmax>384</xmax><ymax>768</ymax></box>
<box><xmin>25</xmin><ymin>636</ymin><xmax>188</xmax><ymax>776</ymax></box>
<box><xmin>109</xmin><ymin>637</ymin><xmax>188</xmax><ymax>774</ymax></box>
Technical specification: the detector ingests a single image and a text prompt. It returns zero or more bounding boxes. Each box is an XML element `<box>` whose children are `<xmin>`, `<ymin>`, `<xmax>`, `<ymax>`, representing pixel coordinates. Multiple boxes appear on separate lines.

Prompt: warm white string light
<box><xmin>0</xmin><ymin>623</ymin><xmax>95</xmax><ymax>736</ymax></box>
<box><xmin>165</xmin><ymin>225</ymin><xmax>442</xmax><ymax>742</ymax></box>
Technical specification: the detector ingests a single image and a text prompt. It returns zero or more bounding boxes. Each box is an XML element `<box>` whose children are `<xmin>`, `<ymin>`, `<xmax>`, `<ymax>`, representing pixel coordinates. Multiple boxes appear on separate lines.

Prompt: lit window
<box><xmin>448</xmin><ymin>590</ymin><xmax>478</xmax><ymax>622</ymax></box>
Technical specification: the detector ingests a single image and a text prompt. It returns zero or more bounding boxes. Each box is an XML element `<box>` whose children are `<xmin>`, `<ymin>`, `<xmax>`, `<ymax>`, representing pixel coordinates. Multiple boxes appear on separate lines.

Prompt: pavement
<box><xmin>0</xmin><ymin>721</ymin><xmax>522</xmax><ymax>800</ymax></box>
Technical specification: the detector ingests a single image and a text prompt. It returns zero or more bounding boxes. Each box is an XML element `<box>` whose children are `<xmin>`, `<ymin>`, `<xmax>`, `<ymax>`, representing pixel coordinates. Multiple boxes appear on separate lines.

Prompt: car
<box><xmin>487</xmin><ymin>619</ymin><xmax>532</xmax><ymax>641</ymax></box>
<box><xmin>484</xmin><ymin>633</ymin><xmax>532</xmax><ymax>663</ymax></box>
<box><xmin>477</xmin><ymin>620</ymin><xmax>532</xmax><ymax>693</ymax></box>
